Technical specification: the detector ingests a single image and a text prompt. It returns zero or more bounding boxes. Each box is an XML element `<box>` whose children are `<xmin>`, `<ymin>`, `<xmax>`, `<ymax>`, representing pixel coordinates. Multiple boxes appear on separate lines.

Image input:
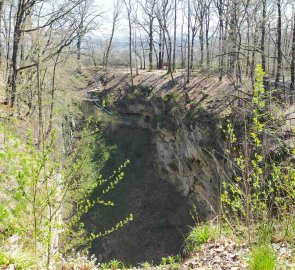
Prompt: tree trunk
<box><xmin>148</xmin><ymin>18</ymin><xmax>153</xmax><ymax>70</ymax></box>
<box><xmin>8</xmin><ymin>0</ymin><xmax>27</xmax><ymax>107</ymax></box>
<box><xmin>37</xmin><ymin>45</ymin><xmax>43</xmax><ymax>147</ymax></box>
<box><xmin>275</xmin><ymin>0</ymin><xmax>282</xmax><ymax>84</ymax></box>
<box><xmin>190</xmin><ymin>32</ymin><xmax>195</xmax><ymax>70</ymax></box>
<box><xmin>290</xmin><ymin>13</ymin><xmax>295</xmax><ymax>104</ymax></box>
<box><xmin>104</xmin><ymin>20</ymin><xmax>116</xmax><ymax>71</ymax></box>
<box><xmin>217</xmin><ymin>0</ymin><xmax>224</xmax><ymax>81</ymax></box>
<box><xmin>0</xmin><ymin>1</ymin><xmax>3</xmax><ymax>64</ymax></box>
<box><xmin>6</xmin><ymin>2</ymin><xmax>13</xmax><ymax>83</ymax></box>
<box><xmin>261</xmin><ymin>0</ymin><xmax>268</xmax><ymax>88</ymax></box>
<box><xmin>127</xmin><ymin>6</ymin><xmax>133</xmax><ymax>86</ymax></box>
<box><xmin>187</xmin><ymin>0</ymin><xmax>191</xmax><ymax>83</ymax></box>
<box><xmin>47</xmin><ymin>53</ymin><xmax>61</xmax><ymax>136</ymax></box>
<box><xmin>158</xmin><ymin>26</ymin><xmax>163</xmax><ymax>69</ymax></box>
<box><xmin>205</xmin><ymin>6</ymin><xmax>210</xmax><ymax>69</ymax></box>
<box><xmin>199</xmin><ymin>22</ymin><xmax>204</xmax><ymax>68</ymax></box>
<box><xmin>172</xmin><ymin>0</ymin><xmax>177</xmax><ymax>71</ymax></box>
<box><xmin>181</xmin><ymin>22</ymin><xmax>185</xmax><ymax>69</ymax></box>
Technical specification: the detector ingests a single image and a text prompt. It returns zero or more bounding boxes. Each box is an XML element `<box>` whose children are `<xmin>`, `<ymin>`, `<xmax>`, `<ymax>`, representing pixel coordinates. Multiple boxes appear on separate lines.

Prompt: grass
<box><xmin>248</xmin><ymin>244</ymin><xmax>277</xmax><ymax>270</ymax></box>
<box><xmin>185</xmin><ymin>223</ymin><xmax>219</xmax><ymax>253</ymax></box>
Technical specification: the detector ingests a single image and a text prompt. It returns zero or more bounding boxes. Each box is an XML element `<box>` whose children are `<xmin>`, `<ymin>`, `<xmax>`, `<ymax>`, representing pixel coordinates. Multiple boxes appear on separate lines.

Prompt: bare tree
<box><xmin>275</xmin><ymin>0</ymin><xmax>282</xmax><ymax>84</ymax></box>
<box><xmin>103</xmin><ymin>0</ymin><xmax>121</xmax><ymax>71</ymax></box>
<box><xmin>138</xmin><ymin>0</ymin><xmax>156</xmax><ymax>71</ymax></box>
<box><xmin>124</xmin><ymin>0</ymin><xmax>134</xmax><ymax>86</ymax></box>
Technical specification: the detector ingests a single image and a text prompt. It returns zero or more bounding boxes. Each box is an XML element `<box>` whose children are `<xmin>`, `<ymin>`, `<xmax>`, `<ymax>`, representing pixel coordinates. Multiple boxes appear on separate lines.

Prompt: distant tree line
<box><xmin>102</xmin><ymin>0</ymin><xmax>295</xmax><ymax>99</ymax></box>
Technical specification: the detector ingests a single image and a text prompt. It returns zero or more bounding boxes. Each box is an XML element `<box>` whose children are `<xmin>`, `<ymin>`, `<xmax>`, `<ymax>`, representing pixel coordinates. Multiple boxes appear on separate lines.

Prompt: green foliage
<box><xmin>0</xmin><ymin>251</ymin><xmax>35</xmax><ymax>269</ymax></box>
<box><xmin>128</xmin><ymin>85</ymin><xmax>153</xmax><ymax>99</ymax></box>
<box><xmin>60</xmin><ymin>121</ymin><xmax>133</xmax><ymax>250</ymax></box>
<box><xmin>0</xmin><ymin>123</ymin><xmax>61</xmax><ymax>263</ymax></box>
<box><xmin>185</xmin><ymin>223</ymin><xmax>218</xmax><ymax>253</ymax></box>
<box><xmin>248</xmin><ymin>245</ymin><xmax>277</xmax><ymax>270</ymax></box>
<box><xmin>140</xmin><ymin>261</ymin><xmax>153</xmax><ymax>269</ymax></box>
<box><xmin>109</xmin><ymin>259</ymin><xmax>124</xmax><ymax>269</ymax></box>
<box><xmin>221</xmin><ymin>65</ymin><xmax>295</xmax><ymax>242</ymax></box>
<box><xmin>160</xmin><ymin>255</ymin><xmax>181</xmax><ymax>269</ymax></box>
<box><xmin>102</xmin><ymin>95</ymin><xmax>114</xmax><ymax>109</ymax></box>
<box><xmin>0</xmin><ymin>120</ymin><xmax>132</xmax><ymax>268</ymax></box>
<box><xmin>100</xmin><ymin>262</ymin><xmax>109</xmax><ymax>270</ymax></box>
<box><xmin>162</xmin><ymin>91</ymin><xmax>180</xmax><ymax>107</ymax></box>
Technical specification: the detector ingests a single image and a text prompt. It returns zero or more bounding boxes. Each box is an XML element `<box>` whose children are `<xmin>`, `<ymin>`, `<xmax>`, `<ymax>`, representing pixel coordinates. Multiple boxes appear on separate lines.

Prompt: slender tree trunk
<box><xmin>158</xmin><ymin>26</ymin><xmax>163</xmax><ymax>69</ymax></box>
<box><xmin>267</xmin><ymin>23</ymin><xmax>271</xmax><ymax>75</ymax></box>
<box><xmin>8</xmin><ymin>0</ymin><xmax>26</xmax><ymax>107</ymax></box>
<box><xmin>152</xmin><ymin>42</ymin><xmax>158</xmax><ymax>68</ymax></box>
<box><xmin>199</xmin><ymin>22</ymin><xmax>204</xmax><ymax>68</ymax></box>
<box><xmin>134</xmin><ymin>29</ymin><xmax>139</xmax><ymax>76</ymax></box>
<box><xmin>6</xmin><ymin>2</ymin><xmax>13</xmax><ymax>83</ymax></box>
<box><xmin>104</xmin><ymin>20</ymin><xmax>116</xmax><ymax>71</ymax></box>
<box><xmin>37</xmin><ymin>44</ymin><xmax>43</xmax><ymax>147</ymax></box>
<box><xmin>47</xmin><ymin>53</ymin><xmax>61</xmax><ymax>136</ymax></box>
<box><xmin>290</xmin><ymin>13</ymin><xmax>295</xmax><ymax>104</ymax></box>
<box><xmin>217</xmin><ymin>0</ymin><xmax>224</xmax><ymax>81</ymax></box>
<box><xmin>127</xmin><ymin>7</ymin><xmax>133</xmax><ymax>86</ymax></box>
<box><xmin>172</xmin><ymin>0</ymin><xmax>177</xmax><ymax>71</ymax></box>
<box><xmin>181</xmin><ymin>22</ymin><xmax>185</xmax><ymax>69</ymax></box>
<box><xmin>77</xmin><ymin>22</ymin><xmax>83</xmax><ymax>61</ymax></box>
<box><xmin>228</xmin><ymin>2</ymin><xmax>237</xmax><ymax>77</ymax></box>
<box><xmin>275</xmin><ymin>0</ymin><xmax>282</xmax><ymax>84</ymax></box>
<box><xmin>261</xmin><ymin>0</ymin><xmax>268</xmax><ymax>88</ymax></box>
<box><xmin>0</xmin><ymin>1</ymin><xmax>3</xmax><ymax>64</ymax></box>
<box><xmin>140</xmin><ymin>34</ymin><xmax>146</xmax><ymax>69</ymax></box>
<box><xmin>246</xmin><ymin>17</ymin><xmax>250</xmax><ymax>77</ymax></box>
<box><xmin>190</xmin><ymin>33</ymin><xmax>195</xmax><ymax>70</ymax></box>
<box><xmin>205</xmin><ymin>9</ymin><xmax>210</xmax><ymax>69</ymax></box>
<box><xmin>187</xmin><ymin>0</ymin><xmax>191</xmax><ymax>83</ymax></box>
<box><xmin>166</xmin><ymin>31</ymin><xmax>172</xmax><ymax>73</ymax></box>
<box><xmin>149</xmin><ymin>18</ymin><xmax>153</xmax><ymax>70</ymax></box>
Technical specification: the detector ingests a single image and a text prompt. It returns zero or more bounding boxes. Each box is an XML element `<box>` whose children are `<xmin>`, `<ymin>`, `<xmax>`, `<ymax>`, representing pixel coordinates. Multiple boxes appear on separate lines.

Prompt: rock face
<box><xmin>154</xmin><ymin>119</ymin><xmax>222</xmax><ymax>218</ymax></box>
<box><xmin>116</xmin><ymin>95</ymin><xmax>224</xmax><ymax>218</ymax></box>
<box><xmin>80</xmin><ymin>89</ymin><xmax>226</xmax><ymax>263</ymax></box>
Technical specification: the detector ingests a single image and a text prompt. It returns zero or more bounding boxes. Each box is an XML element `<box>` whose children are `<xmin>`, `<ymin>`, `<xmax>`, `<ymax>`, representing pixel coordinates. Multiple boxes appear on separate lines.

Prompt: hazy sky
<box><xmin>94</xmin><ymin>0</ymin><xmax>129</xmax><ymax>39</ymax></box>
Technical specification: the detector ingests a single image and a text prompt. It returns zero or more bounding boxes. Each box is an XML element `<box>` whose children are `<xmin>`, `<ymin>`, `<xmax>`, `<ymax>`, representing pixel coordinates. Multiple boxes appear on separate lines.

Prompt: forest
<box><xmin>0</xmin><ymin>0</ymin><xmax>294</xmax><ymax>269</ymax></box>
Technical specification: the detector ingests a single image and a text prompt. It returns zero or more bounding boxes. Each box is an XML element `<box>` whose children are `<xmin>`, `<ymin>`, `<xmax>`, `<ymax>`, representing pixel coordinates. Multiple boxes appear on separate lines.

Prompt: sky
<box><xmin>94</xmin><ymin>0</ymin><xmax>129</xmax><ymax>39</ymax></box>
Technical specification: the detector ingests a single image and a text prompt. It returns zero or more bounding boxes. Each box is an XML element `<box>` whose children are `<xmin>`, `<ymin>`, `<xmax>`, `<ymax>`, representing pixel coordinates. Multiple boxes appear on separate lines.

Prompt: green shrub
<box><xmin>221</xmin><ymin>65</ymin><xmax>295</xmax><ymax>243</ymax></box>
<box><xmin>248</xmin><ymin>245</ymin><xmax>277</xmax><ymax>270</ymax></box>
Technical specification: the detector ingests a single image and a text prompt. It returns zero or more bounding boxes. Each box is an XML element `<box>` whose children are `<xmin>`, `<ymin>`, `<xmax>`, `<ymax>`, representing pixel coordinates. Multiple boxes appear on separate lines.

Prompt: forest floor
<box><xmin>178</xmin><ymin>237</ymin><xmax>294</xmax><ymax>270</ymax></box>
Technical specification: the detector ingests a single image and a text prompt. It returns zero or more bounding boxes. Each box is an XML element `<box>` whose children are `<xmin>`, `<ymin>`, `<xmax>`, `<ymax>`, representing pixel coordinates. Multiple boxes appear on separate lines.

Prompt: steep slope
<box><xmin>80</xmin><ymin>70</ymin><xmax>232</xmax><ymax>264</ymax></box>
